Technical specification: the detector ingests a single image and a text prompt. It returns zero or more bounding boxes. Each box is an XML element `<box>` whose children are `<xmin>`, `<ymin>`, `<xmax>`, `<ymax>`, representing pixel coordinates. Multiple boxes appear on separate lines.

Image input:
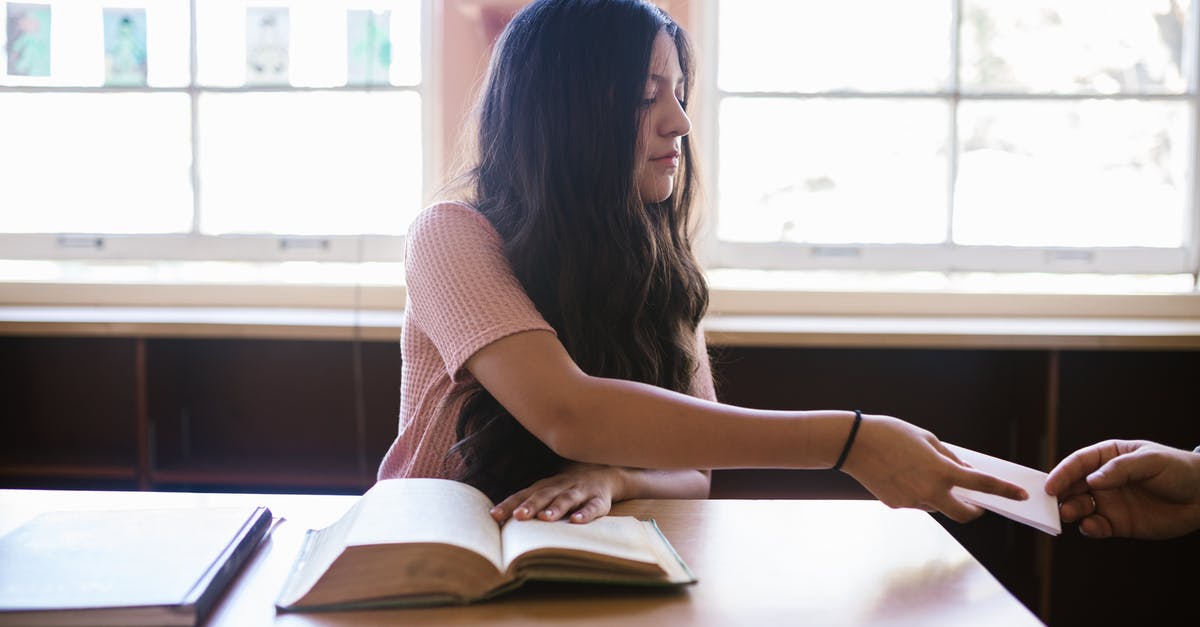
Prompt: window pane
<box><xmin>0</xmin><ymin>0</ymin><xmax>190</xmax><ymax>87</ymax></box>
<box><xmin>718</xmin><ymin>0</ymin><xmax>952</xmax><ymax>92</ymax></box>
<box><xmin>961</xmin><ymin>0</ymin><xmax>1192</xmax><ymax>94</ymax></box>
<box><xmin>384</xmin><ymin>0</ymin><xmax>420</xmax><ymax>86</ymax></box>
<box><xmin>719</xmin><ymin>98</ymin><xmax>949</xmax><ymax>244</ymax></box>
<box><xmin>196</xmin><ymin>0</ymin><xmax>421</xmax><ymax>87</ymax></box>
<box><xmin>0</xmin><ymin>93</ymin><xmax>193</xmax><ymax>233</ymax></box>
<box><xmin>955</xmin><ymin>100</ymin><xmax>1188</xmax><ymax>247</ymax></box>
<box><xmin>198</xmin><ymin>91</ymin><xmax>422</xmax><ymax>235</ymax></box>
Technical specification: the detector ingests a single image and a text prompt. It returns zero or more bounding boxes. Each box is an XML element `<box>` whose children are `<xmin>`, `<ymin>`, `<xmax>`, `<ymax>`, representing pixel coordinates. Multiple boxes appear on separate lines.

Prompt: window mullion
<box><xmin>421</xmin><ymin>0</ymin><xmax>437</xmax><ymax>205</ymax></box>
<box><xmin>698</xmin><ymin>0</ymin><xmax>723</xmax><ymax>268</ymax></box>
<box><xmin>189</xmin><ymin>0</ymin><xmax>201</xmax><ymax>236</ymax></box>
<box><xmin>1187</xmin><ymin>1</ymin><xmax>1200</xmax><ymax>277</ymax></box>
<box><xmin>946</xmin><ymin>0</ymin><xmax>962</xmax><ymax>263</ymax></box>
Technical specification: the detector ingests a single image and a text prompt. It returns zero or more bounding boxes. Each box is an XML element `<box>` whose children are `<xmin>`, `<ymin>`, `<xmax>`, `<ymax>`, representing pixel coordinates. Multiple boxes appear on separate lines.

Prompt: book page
<box><xmin>499</xmin><ymin>516</ymin><xmax>661</xmax><ymax>572</ymax></box>
<box><xmin>945</xmin><ymin>443</ymin><xmax>1061</xmax><ymax>536</ymax></box>
<box><xmin>345</xmin><ymin>479</ymin><xmax>503</xmax><ymax>571</ymax></box>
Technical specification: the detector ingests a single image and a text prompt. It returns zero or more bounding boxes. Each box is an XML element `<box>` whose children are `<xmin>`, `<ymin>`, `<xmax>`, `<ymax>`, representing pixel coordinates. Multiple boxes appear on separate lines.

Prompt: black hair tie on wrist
<box><xmin>832</xmin><ymin>410</ymin><xmax>862</xmax><ymax>472</ymax></box>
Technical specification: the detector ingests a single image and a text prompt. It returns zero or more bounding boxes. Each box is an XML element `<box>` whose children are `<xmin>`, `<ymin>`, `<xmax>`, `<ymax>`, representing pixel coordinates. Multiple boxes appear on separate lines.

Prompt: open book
<box><xmin>275</xmin><ymin>478</ymin><xmax>695</xmax><ymax>610</ymax></box>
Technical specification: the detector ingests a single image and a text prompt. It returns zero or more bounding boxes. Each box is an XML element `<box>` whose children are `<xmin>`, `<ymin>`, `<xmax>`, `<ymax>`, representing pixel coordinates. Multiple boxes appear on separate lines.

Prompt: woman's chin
<box><xmin>641</xmin><ymin>183</ymin><xmax>675</xmax><ymax>204</ymax></box>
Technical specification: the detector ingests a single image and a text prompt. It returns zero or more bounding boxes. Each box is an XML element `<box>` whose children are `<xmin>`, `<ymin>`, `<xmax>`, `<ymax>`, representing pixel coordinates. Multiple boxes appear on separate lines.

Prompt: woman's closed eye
<box><xmin>642</xmin><ymin>96</ymin><xmax>687</xmax><ymax>108</ymax></box>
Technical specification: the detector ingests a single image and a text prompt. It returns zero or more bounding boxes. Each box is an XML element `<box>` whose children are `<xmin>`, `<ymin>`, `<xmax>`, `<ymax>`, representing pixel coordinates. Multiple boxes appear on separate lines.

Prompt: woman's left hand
<box><xmin>490</xmin><ymin>463</ymin><xmax>628</xmax><ymax>524</ymax></box>
<box><xmin>841</xmin><ymin>413</ymin><xmax>1027</xmax><ymax>522</ymax></box>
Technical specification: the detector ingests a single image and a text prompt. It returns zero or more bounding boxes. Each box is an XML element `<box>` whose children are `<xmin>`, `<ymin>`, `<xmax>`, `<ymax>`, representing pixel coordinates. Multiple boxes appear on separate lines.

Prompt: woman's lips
<box><xmin>651</xmin><ymin>150</ymin><xmax>679</xmax><ymax>166</ymax></box>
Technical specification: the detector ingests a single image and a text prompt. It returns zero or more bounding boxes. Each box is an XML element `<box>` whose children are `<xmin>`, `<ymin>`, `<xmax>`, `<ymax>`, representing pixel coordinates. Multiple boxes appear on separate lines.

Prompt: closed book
<box><xmin>0</xmin><ymin>505</ymin><xmax>272</xmax><ymax>626</ymax></box>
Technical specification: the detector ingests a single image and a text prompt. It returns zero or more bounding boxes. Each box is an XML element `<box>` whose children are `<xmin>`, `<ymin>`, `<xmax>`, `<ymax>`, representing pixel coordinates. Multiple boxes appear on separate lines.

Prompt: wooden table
<box><xmin>0</xmin><ymin>489</ymin><xmax>1043</xmax><ymax>626</ymax></box>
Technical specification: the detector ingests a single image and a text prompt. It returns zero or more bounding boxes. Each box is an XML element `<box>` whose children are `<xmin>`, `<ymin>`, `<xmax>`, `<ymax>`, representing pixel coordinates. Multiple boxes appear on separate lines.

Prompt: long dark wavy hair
<box><xmin>447</xmin><ymin>0</ymin><xmax>709</xmax><ymax>502</ymax></box>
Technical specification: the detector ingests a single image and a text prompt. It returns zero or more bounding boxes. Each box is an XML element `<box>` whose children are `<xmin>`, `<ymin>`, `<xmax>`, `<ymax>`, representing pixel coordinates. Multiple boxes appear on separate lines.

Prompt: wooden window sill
<box><xmin>2</xmin><ymin>262</ymin><xmax>1196</xmax><ymax>348</ymax></box>
<box><xmin>2</xmin><ymin>305</ymin><xmax>1199</xmax><ymax>349</ymax></box>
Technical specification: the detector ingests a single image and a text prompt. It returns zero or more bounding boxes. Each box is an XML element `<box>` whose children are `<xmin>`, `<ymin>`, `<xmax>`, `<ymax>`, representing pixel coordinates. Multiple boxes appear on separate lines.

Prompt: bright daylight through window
<box><xmin>0</xmin><ymin>0</ymin><xmax>1196</xmax><ymax>278</ymax></box>
<box><xmin>713</xmin><ymin>0</ymin><xmax>1197</xmax><ymax>275</ymax></box>
<box><xmin>0</xmin><ymin>0</ymin><xmax>423</xmax><ymax>260</ymax></box>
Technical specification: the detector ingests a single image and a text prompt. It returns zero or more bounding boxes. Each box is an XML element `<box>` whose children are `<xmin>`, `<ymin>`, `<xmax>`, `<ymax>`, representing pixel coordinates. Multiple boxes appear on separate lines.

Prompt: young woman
<box><xmin>378</xmin><ymin>0</ymin><xmax>1027</xmax><ymax>524</ymax></box>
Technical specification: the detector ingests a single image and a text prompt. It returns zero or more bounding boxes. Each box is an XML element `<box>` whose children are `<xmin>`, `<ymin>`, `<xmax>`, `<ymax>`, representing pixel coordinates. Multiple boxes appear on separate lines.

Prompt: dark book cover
<box><xmin>0</xmin><ymin>505</ymin><xmax>272</xmax><ymax>626</ymax></box>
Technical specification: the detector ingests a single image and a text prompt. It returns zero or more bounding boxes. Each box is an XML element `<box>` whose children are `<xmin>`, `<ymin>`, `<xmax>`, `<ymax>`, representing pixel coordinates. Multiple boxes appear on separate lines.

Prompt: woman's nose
<box><xmin>661</xmin><ymin>99</ymin><xmax>691</xmax><ymax>138</ymax></box>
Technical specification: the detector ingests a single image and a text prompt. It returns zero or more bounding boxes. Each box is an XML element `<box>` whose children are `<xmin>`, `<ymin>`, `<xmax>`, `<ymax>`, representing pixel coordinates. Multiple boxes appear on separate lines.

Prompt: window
<box><xmin>709</xmin><ymin>0</ymin><xmax>1198</xmax><ymax>274</ymax></box>
<box><xmin>0</xmin><ymin>0</ymin><xmax>425</xmax><ymax>262</ymax></box>
<box><xmin>3</xmin><ymin>0</ymin><xmax>1197</xmax><ymax>278</ymax></box>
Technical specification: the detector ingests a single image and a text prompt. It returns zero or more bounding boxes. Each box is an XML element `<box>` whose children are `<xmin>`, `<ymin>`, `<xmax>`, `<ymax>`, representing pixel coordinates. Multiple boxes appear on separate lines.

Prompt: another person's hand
<box><xmin>841</xmin><ymin>414</ymin><xmax>1028</xmax><ymax>523</ymax></box>
<box><xmin>489</xmin><ymin>463</ymin><xmax>626</xmax><ymax>524</ymax></box>
<box><xmin>1045</xmin><ymin>439</ymin><xmax>1200</xmax><ymax>539</ymax></box>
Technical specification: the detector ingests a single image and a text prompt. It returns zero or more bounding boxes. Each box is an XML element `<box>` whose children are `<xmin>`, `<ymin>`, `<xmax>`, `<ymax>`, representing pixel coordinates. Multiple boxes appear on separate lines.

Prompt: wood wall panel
<box><xmin>1049</xmin><ymin>350</ymin><xmax>1200</xmax><ymax>627</ymax></box>
<box><xmin>4</xmin><ymin>335</ymin><xmax>1200</xmax><ymax>623</ymax></box>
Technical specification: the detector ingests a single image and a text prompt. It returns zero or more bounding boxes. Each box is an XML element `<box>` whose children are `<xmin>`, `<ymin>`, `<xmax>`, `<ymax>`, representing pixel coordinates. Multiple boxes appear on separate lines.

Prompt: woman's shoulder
<box><xmin>420</xmin><ymin>198</ymin><xmax>479</xmax><ymax>217</ymax></box>
<box><xmin>408</xmin><ymin>200</ymin><xmax>494</xmax><ymax>240</ymax></box>
<box><xmin>413</xmin><ymin>199</ymin><xmax>484</xmax><ymax>226</ymax></box>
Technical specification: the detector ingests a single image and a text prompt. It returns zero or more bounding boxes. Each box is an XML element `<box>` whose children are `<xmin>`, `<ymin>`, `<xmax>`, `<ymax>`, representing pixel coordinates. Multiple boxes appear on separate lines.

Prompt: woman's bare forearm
<box><xmin>469</xmin><ymin>330</ymin><xmax>1027</xmax><ymax>518</ymax></box>
<box><xmin>548</xmin><ymin>374</ymin><xmax>853</xmax><ymax>471</ymax></box>
<box><xmin>469</xmin><ymin>329</ymin><xmax>851</xmax><ymax>471</ymax></box>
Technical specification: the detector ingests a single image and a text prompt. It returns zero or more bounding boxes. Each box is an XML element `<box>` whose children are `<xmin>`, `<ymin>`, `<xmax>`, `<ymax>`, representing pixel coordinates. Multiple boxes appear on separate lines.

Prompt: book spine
<box><xmin>647</xmin><ymin>518</ymin><xmax>697</xmax><ymax>583</ymax></box>
<box><xmin>274</xmin><ymin>527</ymin><xmax>322</xmax><ymax>608</ymax></box>
<box><xmin>187</xmin><ymin>507</ymin><xmax>274</xmax><ymax>623</ymax></box>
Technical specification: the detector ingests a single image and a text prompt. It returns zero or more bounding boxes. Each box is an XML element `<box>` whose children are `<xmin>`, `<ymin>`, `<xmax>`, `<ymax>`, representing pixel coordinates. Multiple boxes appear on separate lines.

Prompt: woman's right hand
<box><xmin>840</xmin><ymin>413</ymin><xmax>1028</xmax><ymax>522</ymax></box>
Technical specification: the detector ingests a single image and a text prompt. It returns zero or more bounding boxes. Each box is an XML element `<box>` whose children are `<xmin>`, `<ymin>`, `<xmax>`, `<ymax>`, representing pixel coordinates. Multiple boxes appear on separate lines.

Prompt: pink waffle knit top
<box><xmin>377</xmin><ymin>201</ymin><xmax>717</xmax><ymax>481</ymax></box>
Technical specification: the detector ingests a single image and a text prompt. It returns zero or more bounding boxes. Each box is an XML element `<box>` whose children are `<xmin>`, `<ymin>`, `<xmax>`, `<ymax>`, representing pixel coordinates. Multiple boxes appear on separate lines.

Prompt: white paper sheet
<box><xmin>945</xmin><ymin>443</ymin><xmax>1061</xmax><ymax>536</ymax></box>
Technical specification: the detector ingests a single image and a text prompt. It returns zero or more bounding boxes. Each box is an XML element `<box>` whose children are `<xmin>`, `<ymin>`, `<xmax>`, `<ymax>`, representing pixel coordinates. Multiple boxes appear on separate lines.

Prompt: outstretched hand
<box><xmin>1045</xmin><ymin>439</ymin><xmax>1200</xmax><ymax>539</ymax></box>
<box><xmin>840</xmin><ymin>414</ymin><xmax>1028</xmax><ymax>523</ymax></box>
<box><xmin>490</xmin><ymin>463</ymin><xmax>627</xmax><ymax>524</ymax></box>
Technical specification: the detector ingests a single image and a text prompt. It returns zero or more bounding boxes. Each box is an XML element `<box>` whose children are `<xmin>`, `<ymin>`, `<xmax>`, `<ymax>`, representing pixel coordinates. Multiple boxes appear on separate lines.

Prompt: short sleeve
<box><xmin>404</xmin><ymin>202</ymin><xmax>555</xmax><ymax>382</ymax></box>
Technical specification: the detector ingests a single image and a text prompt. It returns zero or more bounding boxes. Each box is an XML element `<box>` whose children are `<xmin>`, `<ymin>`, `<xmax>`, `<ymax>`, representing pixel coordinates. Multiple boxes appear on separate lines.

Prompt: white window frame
<box><xmin>0</xmin><ymin>0</ymin><xmax>434</xmax><ymax>263</ymax></box>
<box><xmin>698</xmin><ymin>0</ymin><xmax>1200</xmax><ymax>276</ymax></box>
